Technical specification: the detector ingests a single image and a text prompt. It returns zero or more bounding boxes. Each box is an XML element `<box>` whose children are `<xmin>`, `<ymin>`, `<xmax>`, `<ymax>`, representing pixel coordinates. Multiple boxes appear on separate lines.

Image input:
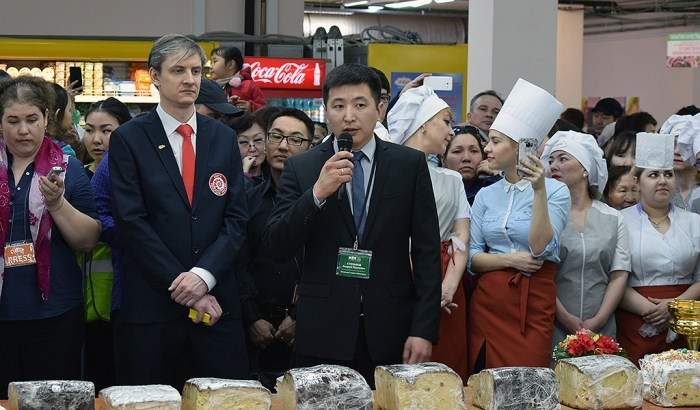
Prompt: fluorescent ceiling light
<box><xmin>344</xmin><ymin>0</ymin><xmax>368</xmax><ymax>6</ymax></box>
<box><xmin>434</xmin><ymin>0</ymin><xmax>454</xmax><ymax>2</ymax></box>
<box><xmin>367</xmin><ymin>5</ymin><xmax>384</xmax><ymax>12</ymax></box>
<box><xmin>385</xmin><ymin>0</ymin><xmax>432</xmax><ymax>9</ymax></box>
<box><xmin>304</xmin><ymin>9</ymin><xmax>355</xmax><ymax>15</ymax></box>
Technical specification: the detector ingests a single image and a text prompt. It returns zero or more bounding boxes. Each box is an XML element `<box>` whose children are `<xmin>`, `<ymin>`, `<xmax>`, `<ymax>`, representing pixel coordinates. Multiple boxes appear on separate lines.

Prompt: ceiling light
<box><xmin>344</xmin><ymin>0</ymin><xmax>368</xmax><ymax>6</ymax></box>
<box><xmin>385</xmin><ymin>0</ymin><xmax>432</xmax><ymax>9</ymax></box>
<box><xmin>304</xmin><ymin>9</ymin><xmax>355</xmax><ymax>15</ymax></box>
<box><xmin>367</xmin><ymin>5</ymin><xmax>384</xmax><ymax>12</ymax></box>
<box><xmin>434</xmin><ymin>0</ymin><xmax>454</xmax><ymax>2</ymax></box>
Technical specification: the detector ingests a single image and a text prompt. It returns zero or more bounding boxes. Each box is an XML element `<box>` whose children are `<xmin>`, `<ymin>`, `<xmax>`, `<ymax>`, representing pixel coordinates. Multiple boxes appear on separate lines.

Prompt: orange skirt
<box><xmin>467</xmin><ymin>262</ymin><xmax>556</xmax><ymax>375</ymax></box>
<box><xmin>431</xmin><ymin>241</ymin><xmax>468</xmax><ymax>383</ymax></box>
<box><xmin>615</xmin><ymin>284</ymin><xmax>690</xmax><ymax>367</ymax></box>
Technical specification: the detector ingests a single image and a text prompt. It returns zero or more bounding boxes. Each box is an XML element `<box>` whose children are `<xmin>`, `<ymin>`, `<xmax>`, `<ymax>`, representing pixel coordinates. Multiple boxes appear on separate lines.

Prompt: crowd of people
<box><xmin>0</xmin><ymin>33</ymin><xmax>699</xmax><ymax>398</ymax></box>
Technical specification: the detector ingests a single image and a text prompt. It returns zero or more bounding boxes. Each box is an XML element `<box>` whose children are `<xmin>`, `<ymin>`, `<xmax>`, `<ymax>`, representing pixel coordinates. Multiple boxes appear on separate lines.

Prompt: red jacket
<box><xmin>223</xmin><ymin>66</ymin><xmax>268</xmax><ymax>112</ymax></box>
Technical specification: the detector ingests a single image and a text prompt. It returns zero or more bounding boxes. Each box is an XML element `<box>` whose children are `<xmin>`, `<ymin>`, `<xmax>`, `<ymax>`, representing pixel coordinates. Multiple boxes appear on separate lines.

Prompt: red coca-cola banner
<box><xmin>247</xmin><ymin>57</ymin><xmax>325</xmax><ymax>90</ymax></box>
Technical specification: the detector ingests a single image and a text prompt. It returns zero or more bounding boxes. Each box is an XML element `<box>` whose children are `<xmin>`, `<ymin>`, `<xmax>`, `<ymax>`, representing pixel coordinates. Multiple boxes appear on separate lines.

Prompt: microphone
<box><xmin>337</xmin><ymin>132</ymin><xmax>353</xmax><ymax>200</ymax></box>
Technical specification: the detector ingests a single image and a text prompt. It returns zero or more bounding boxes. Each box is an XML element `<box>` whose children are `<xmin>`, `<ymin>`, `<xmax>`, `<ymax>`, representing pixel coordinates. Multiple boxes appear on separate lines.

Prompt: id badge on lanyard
<box><xmin>4</xmin><ymin>241</ymin><xmax>37</xmax><ymax>267</ymax></box>
<box><xmin>336</xmin><ymin>238</ymin><xmax>373</xmax><ymax>279</ymax></box>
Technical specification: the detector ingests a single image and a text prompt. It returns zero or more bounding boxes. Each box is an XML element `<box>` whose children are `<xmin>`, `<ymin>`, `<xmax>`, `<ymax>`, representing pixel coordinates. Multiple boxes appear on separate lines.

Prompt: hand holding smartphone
<box><xmin>517</xmin><ymin>138</ymin><xmax>539</xmax><ymax>177</ymax></box>
<box><xmin>46</xmin><ymin>166</ymin><xmax>63</xmax><ymax>183</ymax></box>
<box><xmin>68</xmin><ymin>67</ymin><xmax>82</xmax><ymax>94</ymax></box>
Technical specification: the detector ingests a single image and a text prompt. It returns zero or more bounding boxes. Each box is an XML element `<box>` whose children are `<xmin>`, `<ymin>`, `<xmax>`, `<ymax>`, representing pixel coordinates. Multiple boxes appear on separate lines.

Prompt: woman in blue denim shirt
<box><xmin>466</xmin><ymin>79</ymin><xmax>570</xmax><ymax>375</ymax></box>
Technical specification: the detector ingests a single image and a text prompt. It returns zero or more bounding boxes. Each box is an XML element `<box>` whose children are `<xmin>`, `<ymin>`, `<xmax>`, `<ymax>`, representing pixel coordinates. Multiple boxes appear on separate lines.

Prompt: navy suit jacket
<box><xmin>109</xmin><ymin>109</ymin><xmax>248</xmax><ymax>324</ymax></box>
<box><xmin>264</xmin><ymin>136</ymin><xmax>442</xmax><ymax>361</ymax></box>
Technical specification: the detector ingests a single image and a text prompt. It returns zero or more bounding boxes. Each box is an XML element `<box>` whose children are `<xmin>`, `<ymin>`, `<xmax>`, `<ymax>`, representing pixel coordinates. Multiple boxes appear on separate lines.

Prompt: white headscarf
<box><xmin>387</xmin><ymin>85</ymin><xmax>449</xmax><ymax>145</ymax></box>
<box><xmin>541</xmin><ymin>131</ymin><xmax>608</xmax><ymax>191</ymax></box>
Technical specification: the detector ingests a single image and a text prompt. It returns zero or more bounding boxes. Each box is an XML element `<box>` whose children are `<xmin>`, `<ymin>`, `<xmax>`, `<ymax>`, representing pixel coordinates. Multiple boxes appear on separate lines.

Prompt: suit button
<box><xmin>354</xmin><ymin>285</ymin><xmax>360</xmax><ymax>292</ymax></box>
<box><xmin>193</xmin><ymin>247</ymin><xmax>199</xmax><ymax>254</ymax></box>
<box><xmin>191</xmin><ymin>213</ymin><xmax>197</xmax><ymax>220</ymax></box>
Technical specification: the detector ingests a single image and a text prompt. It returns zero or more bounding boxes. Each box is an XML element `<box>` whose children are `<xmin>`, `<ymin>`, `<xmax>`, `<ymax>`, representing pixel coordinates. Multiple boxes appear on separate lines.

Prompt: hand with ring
<box><xmin>340</xmin><ymin>168</ymin><xmax>345</xmax><ymax>176</ymax></box>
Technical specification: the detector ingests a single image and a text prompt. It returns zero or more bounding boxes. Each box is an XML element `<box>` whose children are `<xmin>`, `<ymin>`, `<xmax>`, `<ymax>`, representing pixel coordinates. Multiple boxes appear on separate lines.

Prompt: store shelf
<box><xmin>75</xmin><ymin>95</ymin><xmax>159</xmax><ymax>104</ymax></box>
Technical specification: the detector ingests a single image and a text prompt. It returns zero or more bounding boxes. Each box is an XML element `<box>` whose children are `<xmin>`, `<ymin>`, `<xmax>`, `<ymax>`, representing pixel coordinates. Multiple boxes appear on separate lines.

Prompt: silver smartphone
<box><xmin>423</xmin><ymin>76</ymin><xmax>453</xmax><ymax>91</ymax></box>
<box><xmin>46</xmin><ymin>166</ymin><xmax>63</xmax><ymax>183</ymax></box>
<box><xmin>517</xmin><ymin>138</ymin><xmax>538</xmax><ymax>177</ymax></box>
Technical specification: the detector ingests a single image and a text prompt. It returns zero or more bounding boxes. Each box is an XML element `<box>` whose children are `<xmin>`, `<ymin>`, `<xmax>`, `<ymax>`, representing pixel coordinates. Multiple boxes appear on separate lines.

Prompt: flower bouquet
<box><xmin>552</xmin><ymin>329</ymin><xmax>627</xmax><ymax>360</ymax></box>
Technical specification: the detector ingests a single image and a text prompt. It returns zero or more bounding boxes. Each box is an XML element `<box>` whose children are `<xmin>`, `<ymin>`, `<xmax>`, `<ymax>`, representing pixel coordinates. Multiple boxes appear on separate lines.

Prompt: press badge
<box><xmin>336</xmin><ymin>247</ymin><xmax>372</xmax><ymax>279</ymax></box>
<box><xmin>4</xmin><ymin>241</ymin><xmax>37</xmax><ymax>267</ymax></box>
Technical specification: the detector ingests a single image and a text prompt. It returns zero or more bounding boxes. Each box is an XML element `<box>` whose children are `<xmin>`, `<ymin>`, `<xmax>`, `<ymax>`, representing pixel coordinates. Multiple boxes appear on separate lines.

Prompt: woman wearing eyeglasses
<box><xmin>540</xmin><ymin>131</ymin><xmax>630</xmax><ymax>355</ymax></box>
<box><xmin>443</xmin><ymin>125</ymin><xmax>501</xmax><ymax>205</ymax></box>
<box><xmin>388</xmin><ymin>85</ymin><xmax>470</xmax><ymax>380</ymax></box>
<box><xmin>227</xmin><ymin>111</ymin><xmax>271</xmax><ymax>190</ymax></box>
<box><xmin>616</xmin><ymin>133</ymin><xmax>700</xmax><ymax>366</ymax></box>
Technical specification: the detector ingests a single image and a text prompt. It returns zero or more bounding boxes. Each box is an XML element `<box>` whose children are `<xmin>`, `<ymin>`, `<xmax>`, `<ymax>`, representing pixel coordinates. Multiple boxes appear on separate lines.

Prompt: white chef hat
<box><xmin>660</xmin><ymin>114</ymin><xmax>692</xmax><ymax>137</ymax></box>
<box><xmin>677</xmin><ymin>113</ymin><xmax>700</xmax><ymax>165</ymax></box>
<box><xmin>489</xmin><ymin>78</ymin><xmax>564</xmax><ymax>147</ymax></box>
<box><xmin>597</xmin><ymin>121</ymin><xmax>616</xmax><ymax>147</ymax></box>
<box><xmin>541</xmin><ymin>131</ymin><xmax>608</xmax><ymax>190</ymax></box>
<box><xmin>387</xmin><ymin>85</ymin><xmax>449</xmax><ymax>146</ymax></box>
<box><xmin>636</xmin><ymin>132</ymin><xmax>674</xmax><ymax>170</ymax></box>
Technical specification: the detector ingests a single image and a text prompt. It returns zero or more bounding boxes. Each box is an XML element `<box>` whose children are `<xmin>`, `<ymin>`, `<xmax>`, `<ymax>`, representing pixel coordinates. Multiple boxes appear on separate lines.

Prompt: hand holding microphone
<box><xmin>312</xmin><ymin>132</ymin><xmax>354</xmax><ymax>203</ymax></box>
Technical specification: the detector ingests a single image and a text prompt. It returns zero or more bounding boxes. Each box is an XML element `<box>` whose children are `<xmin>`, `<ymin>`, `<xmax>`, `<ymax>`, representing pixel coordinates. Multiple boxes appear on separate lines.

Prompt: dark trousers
<box><xmin>84</xmin><ymin>318</ymin><xmax>116</xmax><ymax>393</ymax></box>
<box><xmin>247</xmin><ymin>311</ymin><xmax>294</xmax><ymax>392</ymax></box>
<box><xmin>294</xmin><ymin>317</ymin><xmax>400</xmax><ymax>389</ymax></box>
<box><xmin>114</xmin><ymin>314</ymin><xmax>250</xmax><ymax>387</ymax></box>
<box><xmin>0</xmin><ymin>304</ymin><xmax>84</xmax><ymax>400</ymax></box>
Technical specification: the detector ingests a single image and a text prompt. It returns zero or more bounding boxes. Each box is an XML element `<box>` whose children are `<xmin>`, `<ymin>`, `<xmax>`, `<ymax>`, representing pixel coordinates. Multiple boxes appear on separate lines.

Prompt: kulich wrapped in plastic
<box><xmin>181</xmin><ymin>378</ymin><xmax>272</xmax><ymax>410</ymax></box>
<box><xmin>99</xmin><ymin>385</ymin><xmax>180</xmax><ymax>410</ymax></box>
<box><xmin>554</xmin><ymin>355</ymin><xmax>642</xmax><ymax>409</ymax></box>
<box><xmin>7</xmin><ymin>380</ymin><xmax>94</xmax><ymax>410</ymax></box>
<box><xmin>275</xmin><ymin>364</ymin><xmax>373</xmax><ymax>410</ymax></box>
<box><xmin>467</xmin><ymin>367</ymin><xmax>559</xmax><ymax>410</ymax></box>
<box><xmin>639</xmin><ymin>349</ymin><xmax>700</xmax><ymax>407</ymax></box>
<box><xmin>374</xmin><ymin>362</ymin><xmax>466</xmax><ymax>410</ymax></box>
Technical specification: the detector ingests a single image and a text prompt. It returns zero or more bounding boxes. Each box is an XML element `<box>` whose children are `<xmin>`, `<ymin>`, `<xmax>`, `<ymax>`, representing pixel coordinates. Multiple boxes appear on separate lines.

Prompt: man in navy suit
<box><xmin>264</xmin><ymin>64</ymin><xmax>441</xmax><ymax>387</ymax></box>
<box><xmin>109</xmin><ymin>34</ymin><xmax>249</xmax><ymax>385</ymax></box>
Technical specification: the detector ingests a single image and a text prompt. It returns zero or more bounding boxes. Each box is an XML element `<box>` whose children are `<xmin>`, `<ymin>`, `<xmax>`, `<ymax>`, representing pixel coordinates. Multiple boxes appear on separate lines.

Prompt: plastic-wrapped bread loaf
<box><xmin>181</xmin><ymin>378</ymin><xmax>272</xmax><ymax>410</ymax></box>
<box><xmin>7</xmin><ymin>380</ymin><xmax>94</xmax><ymax>410</ymax></box>
<box><xmin>467</xmin><ymin>367</ymin><xmax>559</xmax><ymax>410</ymax></box>
<box><xmin>639</xmin><ymin>349</ymin><xmax>700</xmax><ymax>407</ymax></box>
<box><xmin>374</xmin><ymin>362</ymin><xmax>466</xmax><ymax>410</ymax></box>
<box><xmin>99</xmin><ymin>385</ymin><xmax>180</xmax><ymax>410</ymax></box>
<box><xmin>275</xmin><ymin>364</ymin><xmax>373</xmax><ymax>410</ymax></box>
<box><xmin>554</xmin><ymin>355</ymin><xmax>642</xmax><ymax>409</ymax></box>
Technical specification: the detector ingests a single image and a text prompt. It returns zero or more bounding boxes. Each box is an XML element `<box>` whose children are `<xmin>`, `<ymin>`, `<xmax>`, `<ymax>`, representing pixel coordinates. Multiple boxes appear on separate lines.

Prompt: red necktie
<box><xmin>176</xmin><ymin>124</ymin><xmax>195</xmax><ymax>205</ymax></box>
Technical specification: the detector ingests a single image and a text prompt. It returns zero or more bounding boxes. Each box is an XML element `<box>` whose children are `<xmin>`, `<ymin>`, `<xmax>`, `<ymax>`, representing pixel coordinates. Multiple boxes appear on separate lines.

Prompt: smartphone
<box><xmin>423</xmin><ymin>76</ymin><xmax>453</xmax><ymax>91</ymax></box>
<box><xmin>68</xmin><ymin>66</ymin><xmax>82</xmax><ymax>93</ymax></box>
<box><xmin>46</xmin><ymin>166</ymin><xmax>63</xmax><ymax>183</ymax></box>
<box><xmin>517</xmin><ymin>138</ymin><xmax>539</xmax><ymax>177</ymax></box>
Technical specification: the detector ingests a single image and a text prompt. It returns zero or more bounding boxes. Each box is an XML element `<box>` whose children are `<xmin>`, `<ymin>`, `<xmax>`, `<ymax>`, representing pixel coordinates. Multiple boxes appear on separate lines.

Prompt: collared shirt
<box><xmin>672</xmin><ymin>182</ymin><xmax>700</xmax><ymax>212</ymax></box>
<box><xmin>156</xmin><ymin>105</ymin><xmax>198</xmax><ymax>174</ymax></box>
<box><xmin>468</xmin><ymin>177</ymin><xmax>571</xmax><ymax>272</ymax></box>
<box><xmin>621</xmin><ymin>203</ymin><xmax>700</xmax><ymax>287</ymax></box>
<box><xmin>155</xmin><ymin>105</ymin><xmax>216</xmax><ymax>291</ymax></box>
<box><xmin>334</xmin><ymin>135</ymin><xmax>376</xmax><ymax>216</ymax></box>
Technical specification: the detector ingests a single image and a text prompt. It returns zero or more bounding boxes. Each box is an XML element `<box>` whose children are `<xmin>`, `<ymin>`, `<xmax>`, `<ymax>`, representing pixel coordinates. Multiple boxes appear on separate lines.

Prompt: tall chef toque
<box><xmin>636</xmin><ymin>132</ymin><xmax>674</xmax><ymax>170</ymax></box>
<box><xmin>489</xmin><ymin>78</ymin><xmax>564</xmax><ymax>146</ymax></box>
<box><xmin>677</xmin><ymin>113</ymin><xmax>700</xmax><ymax>165</ymax></box>
<box><xmin>540</xmin><ymin>131</ymin><xmax>608</xmax><ymax>191</ymax></box>
<box><xmin>387</xmin><ymin>85</ymin><xmax>450</xmax><ymax>145</ymax></box>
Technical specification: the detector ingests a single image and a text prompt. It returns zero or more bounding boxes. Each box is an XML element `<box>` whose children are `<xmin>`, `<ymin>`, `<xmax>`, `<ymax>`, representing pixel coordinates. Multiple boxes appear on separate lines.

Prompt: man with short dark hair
<box><xmin>241</xmin><ymin>108</ymin><xmax>314</xmax><ymax>390</ymax></box>
<box><xmin>109</xmin><ymin>34</ymin><xmax>249</xmax><ymax>386</ymax></box>
<box><xmin>590</xmin><ymin>97</ymin><xmax>624</xmax><ymax>137</ymax></box>
<box><xmin>196</xmin><ymin>77</ymin><xmax>242</xmax><ymax>121</ymax></box>
<box><xmin>264</xmin><ymin>63</ymin><xmax>441</xmax><ymax>387</ymax></box>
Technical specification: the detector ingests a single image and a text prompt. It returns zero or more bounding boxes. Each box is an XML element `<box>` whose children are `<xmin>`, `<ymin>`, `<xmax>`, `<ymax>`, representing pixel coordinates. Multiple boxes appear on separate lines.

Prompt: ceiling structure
<box><xmin>303</xmin><ymin>0</ymin><xmax>700</xmax><ymax>35</ymax></box>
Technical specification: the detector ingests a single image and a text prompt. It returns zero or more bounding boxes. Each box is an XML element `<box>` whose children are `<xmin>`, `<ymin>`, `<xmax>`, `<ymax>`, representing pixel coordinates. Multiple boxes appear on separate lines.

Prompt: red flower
<box><xmin>568</xmin><ymin>334</ymin><xmax>595</xmax><ymax>356</ymax></box>
<box><xmin>596</xmin><ymin>335</ymin><xmax>620</xmax><ymax>354</ymax></box>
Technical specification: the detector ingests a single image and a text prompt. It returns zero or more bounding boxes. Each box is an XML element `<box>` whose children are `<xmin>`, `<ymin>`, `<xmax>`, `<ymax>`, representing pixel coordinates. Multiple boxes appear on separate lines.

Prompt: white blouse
<box><xmin>620</xmin><ymin>203</ymin><xmax>700</xmax><ymax>287</ymax></box>
<box><xmin>428</xmin><ymin>165</ymin><xmax>471</xmax><ymax>242</ymax></box>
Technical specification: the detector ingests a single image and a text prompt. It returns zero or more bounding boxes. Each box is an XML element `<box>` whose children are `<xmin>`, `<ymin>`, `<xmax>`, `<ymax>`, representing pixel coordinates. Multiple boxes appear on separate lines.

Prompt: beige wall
<box><xmin>583</xmin><ymin>26</ymin><xmax>700</xmax><ymax>127</ymax></box>
<box><xmin>556</xmin><ymin>9</ymin><xmax>584</xmax><ymax>109</ymax></box>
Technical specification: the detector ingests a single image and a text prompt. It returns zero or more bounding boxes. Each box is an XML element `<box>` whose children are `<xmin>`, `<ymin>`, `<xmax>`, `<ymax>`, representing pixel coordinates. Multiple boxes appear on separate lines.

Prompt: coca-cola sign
<box><xmin>248</xmin><ymin>57</ymin><xmax>325</xmax><ymax>90</ymax></box>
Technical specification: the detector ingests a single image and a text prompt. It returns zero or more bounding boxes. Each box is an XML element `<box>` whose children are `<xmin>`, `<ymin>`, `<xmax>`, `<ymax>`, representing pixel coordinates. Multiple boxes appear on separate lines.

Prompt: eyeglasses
<box><xmin>238</xmin><ymin>138</ymin><xmax>265</xmax><ymax>150</ymax></box>
<box><xmin>267</xmin><ymin>132</ymin><xmax>310</xmax><ymax>146</ymax></box>
<box><xmin>452</xmin><ymin>125</ymin><xmax>481</xmax><ymax>136</ymax></box>
<box><xmin>380</xmin><ymin>94</ymin><xmax>391</xmax><ymax>103</ymax></box>
<box><xmin>694</xmin><ymin>162</ymin><xmax>700</xmax><ymax>172</ymax></box>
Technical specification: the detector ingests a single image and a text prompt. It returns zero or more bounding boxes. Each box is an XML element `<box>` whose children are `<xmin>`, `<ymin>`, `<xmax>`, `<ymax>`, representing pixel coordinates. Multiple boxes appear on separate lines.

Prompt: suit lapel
<box><xmin>319</xmin><ymin>138</ymin><xmax>356</xmax><ymax>236</ymax></box>
<box><xmin>361</xmin><ymin>137</ymin><xmax>390</xmax><ymax>243</ymax></box>
<box><xmin>193</xmin><ymin>115</ymin><xmax>212</xmax><ymax>209</ymax></box>
<box><xmin>143</xmin><ymin>111</ymin><xmax>190</xmax><ymax>207</ymax></box>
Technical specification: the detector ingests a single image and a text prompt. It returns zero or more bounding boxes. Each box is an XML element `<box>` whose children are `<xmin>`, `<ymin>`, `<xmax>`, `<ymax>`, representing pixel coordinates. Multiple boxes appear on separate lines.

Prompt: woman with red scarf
<box><xmin>0</xmin><ymin>76</ymin><xmax>101</xmax><ymax>399</ymax></box>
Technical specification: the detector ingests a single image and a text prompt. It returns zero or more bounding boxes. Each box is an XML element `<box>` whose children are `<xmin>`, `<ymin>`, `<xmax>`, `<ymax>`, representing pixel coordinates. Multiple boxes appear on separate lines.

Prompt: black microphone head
<box><xmin>337</xmin><ymin>132</ymin><xmax>354</xmax><ymax>152</ymax></box>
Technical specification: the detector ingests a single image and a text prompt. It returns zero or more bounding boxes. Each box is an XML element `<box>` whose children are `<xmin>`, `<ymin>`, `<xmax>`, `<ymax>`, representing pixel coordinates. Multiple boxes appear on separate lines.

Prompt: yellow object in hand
<box><xmin>188</xmin><ymin>308</ymin><xmax>211</xmax><ymax>324</ymax></box>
